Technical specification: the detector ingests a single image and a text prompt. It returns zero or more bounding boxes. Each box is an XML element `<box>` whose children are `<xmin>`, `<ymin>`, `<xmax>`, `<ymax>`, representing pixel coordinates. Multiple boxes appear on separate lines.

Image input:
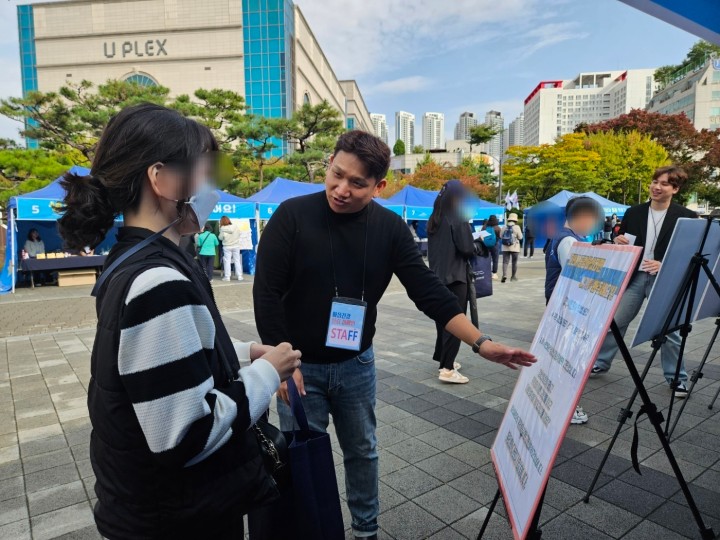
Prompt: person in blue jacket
<box><xmin>545</xmin><ymin>196</ymin><xmax>604</xmax><ymax>424</ymax></box>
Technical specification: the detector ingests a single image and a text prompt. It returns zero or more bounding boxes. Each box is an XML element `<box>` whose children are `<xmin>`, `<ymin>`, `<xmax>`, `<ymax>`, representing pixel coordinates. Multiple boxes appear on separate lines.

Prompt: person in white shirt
<box><xmin>218</xmin><ymin>215</ymin><xmax>243</xmax><ymax>281</ymax></box>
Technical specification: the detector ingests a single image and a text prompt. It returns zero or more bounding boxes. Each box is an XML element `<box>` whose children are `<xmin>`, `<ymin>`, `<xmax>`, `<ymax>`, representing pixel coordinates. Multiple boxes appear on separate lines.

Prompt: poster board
<box><xmin>631</xmin><ymin>218</ymin><xmax>720</xmax><ymax>348</ymax></box>
<box><xmin>491</xmin><ymin>243</ymin><xmax>641</xmax><ymax>540</ymax></box>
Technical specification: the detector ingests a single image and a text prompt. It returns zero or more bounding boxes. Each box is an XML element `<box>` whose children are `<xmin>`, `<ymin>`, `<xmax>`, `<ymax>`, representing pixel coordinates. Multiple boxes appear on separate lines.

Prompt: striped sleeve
<box><xmin>118</xmin><ymin>266</ymin><xmax>265</xmax><ymax>468</ymax></box>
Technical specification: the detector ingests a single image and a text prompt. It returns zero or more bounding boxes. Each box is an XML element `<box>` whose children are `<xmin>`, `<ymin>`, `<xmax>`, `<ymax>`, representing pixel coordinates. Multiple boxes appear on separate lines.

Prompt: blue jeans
<box><xmin>594</xmin><ymin>272</ymin><xmax>687</xmax><ymax>383</ymax></box>
<box><xmin>277</xmin><ymin>347</ymin><xmax>378</xmax><ymax>536</ymax></box>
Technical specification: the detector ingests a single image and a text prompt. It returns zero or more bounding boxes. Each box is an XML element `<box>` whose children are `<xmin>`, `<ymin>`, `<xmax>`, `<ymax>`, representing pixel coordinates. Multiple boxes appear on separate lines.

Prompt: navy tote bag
<box><xmin>248</xmin><ymin>378</ymin><xmax>344</xmax><ymax>539</ymax></box>
<box><xmin>471</xmin><ymin>254</ymin><xmax>493</xmax><ymax>299</ymax></box>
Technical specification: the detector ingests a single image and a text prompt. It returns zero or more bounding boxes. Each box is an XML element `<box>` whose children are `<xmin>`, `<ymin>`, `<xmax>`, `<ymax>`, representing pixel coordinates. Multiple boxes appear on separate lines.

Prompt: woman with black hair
<box><xmin>59</xmin><ymin>103</ymin><xmax>301</xmax><ymax>539</ymax></box>
<box><xmin>427</xmin><ymin>180</ymin><xmax>485</xmax><ymax>384</ymax></box>
<box><xmin>482</xmin><ymin>214</ymin><xmax>501</xmax><ymax>279</ymax></box>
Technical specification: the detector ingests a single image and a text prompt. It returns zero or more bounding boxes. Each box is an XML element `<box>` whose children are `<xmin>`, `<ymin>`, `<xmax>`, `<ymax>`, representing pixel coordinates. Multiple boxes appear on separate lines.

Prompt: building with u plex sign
<box><xmin>17</xmin><ymin>0</ymin><xmax>371</xmax><ymax>152</ymax></box>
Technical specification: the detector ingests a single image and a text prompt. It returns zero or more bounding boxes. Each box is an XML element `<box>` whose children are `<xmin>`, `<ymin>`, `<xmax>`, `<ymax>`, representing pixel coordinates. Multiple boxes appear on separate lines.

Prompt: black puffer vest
<box><xmin>89</xmin><ymin>228</ymin><xmax>276</xmax><ymax>539</ymax></box>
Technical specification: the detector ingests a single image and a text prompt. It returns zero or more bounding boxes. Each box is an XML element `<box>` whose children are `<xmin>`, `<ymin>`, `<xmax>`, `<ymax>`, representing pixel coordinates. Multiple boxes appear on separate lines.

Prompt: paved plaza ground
<box><xmin>1</xmin><ymin>258</ymin><xmax>719</xmax><ymax>539</ymax></box>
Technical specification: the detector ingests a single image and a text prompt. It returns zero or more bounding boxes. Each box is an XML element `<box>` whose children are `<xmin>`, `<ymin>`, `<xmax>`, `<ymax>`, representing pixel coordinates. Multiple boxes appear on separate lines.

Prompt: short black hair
<box><xmin>333</xmin><ymin>130</ymin><xmax>391</xmax><ymax>182</ymax></box>
<box><xmin>566</xmin><ymin>196</ymin><xmax>604</xmax><ymax>221</ymax></box>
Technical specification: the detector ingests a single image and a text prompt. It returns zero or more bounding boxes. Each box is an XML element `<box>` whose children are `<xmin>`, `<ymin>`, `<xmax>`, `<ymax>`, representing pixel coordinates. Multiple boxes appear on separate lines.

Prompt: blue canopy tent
<box><xmin>248</xmin><ymin>177</ymin><xmax>325</xmax><ymax>220</ymax></box>
<box><xmin>386</xmin><ymin>185</ymin><xmax>505</xmax><ymax>221</ymax></box>
<box><xmin>0</xmin><ymin>166</ymin><xmax>256</xmax><ymax>293</ymax></box>
<box><xmin>523</xmin><ymin>190</ymin><xmax>629</xmax><ymax>249</ymax></box>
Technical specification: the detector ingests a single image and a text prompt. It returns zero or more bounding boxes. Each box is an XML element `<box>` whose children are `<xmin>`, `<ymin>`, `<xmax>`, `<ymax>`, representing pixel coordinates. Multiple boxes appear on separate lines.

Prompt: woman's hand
<box><xmin>249</xmin><ymin>343</ymin><xmax>274</xmax><ymax>361</ymax></box>
<box><xmin>262</xmin><ymin>342</ymin><xmax>302</xmax><ymax>382</ymax></box>
<box><xmin>614</xmin><ymin>235</ymin><xmax>629</xmax><ymax>245</ymax></box>
<box><xmin>478</xmin><ymin>341</ymin><xmax>536</xmax><ymax>370</ymax></box>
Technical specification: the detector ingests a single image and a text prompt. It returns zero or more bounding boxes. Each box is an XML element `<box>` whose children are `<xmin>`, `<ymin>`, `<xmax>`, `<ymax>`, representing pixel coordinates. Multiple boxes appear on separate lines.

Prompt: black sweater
<box><xmin>253</xmin><ymin>192</ymin><xmax>463</xmax><ymax>363</ymax></box>
<box><xmin>428</xmin><ymin>216</ymin><xmax>478</xmax><ymax>285</ymax></box>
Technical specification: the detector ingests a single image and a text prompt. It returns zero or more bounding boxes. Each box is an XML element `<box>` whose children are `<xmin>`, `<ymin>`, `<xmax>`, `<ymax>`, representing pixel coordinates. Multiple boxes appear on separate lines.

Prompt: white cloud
<box><xmin>294</xmin><ymin>0</ymin><xmax>586</xmax><ymax>78</ymax></box>
<box><xmin>365</xmin><ymin>76</ymin><xmax>433</xmax><ymax>96</ymax></box>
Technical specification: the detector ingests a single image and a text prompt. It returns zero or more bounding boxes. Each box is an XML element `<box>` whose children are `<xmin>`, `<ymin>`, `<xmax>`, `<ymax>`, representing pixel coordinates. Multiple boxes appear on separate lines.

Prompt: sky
<box><xmin>0</xmin><ymin>0</ymin><xmax>700</xmax><ymax>144</ymax></box>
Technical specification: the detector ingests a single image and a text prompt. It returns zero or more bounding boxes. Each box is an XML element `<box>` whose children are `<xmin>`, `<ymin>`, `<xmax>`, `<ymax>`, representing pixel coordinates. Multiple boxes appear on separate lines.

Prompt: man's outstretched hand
<box><xmin>478</xmin><ymin>341</ymin><xmax>536</xmax><ymax>370</ymax></box>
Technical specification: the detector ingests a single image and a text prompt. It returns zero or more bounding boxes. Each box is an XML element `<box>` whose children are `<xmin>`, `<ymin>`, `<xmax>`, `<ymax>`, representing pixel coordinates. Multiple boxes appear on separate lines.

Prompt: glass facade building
<box><xmin>242</xmin><ymin>0</ymin><xmax>294</xmax><ymax>156</ymax></box>
<box><xmin>17</xmin><ymin>4</ymin><xmax>38</xmax><ymax>149</ymax></box>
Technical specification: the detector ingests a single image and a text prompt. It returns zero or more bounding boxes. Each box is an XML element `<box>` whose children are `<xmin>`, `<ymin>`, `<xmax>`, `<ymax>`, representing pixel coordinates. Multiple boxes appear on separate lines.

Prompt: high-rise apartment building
<box><xmin>507</xmin><ymin>113</ymin><xmax>524</xmax><ymax>148</ymax></box>
<box><xmin>16</xmin><ymin>0</ymin><xmax>370</xmax><ymax>154</ymax></box>
<box><xmin>370</xmin><ymin>113</ymin><xmax>389</xmax><ymax>144</ymax></box>
<box><xmin>484</xmin><ymin>110</ymin><xmax>504</xmax><ymax>160</ymax></box>
<box><xmin>523</xmin><ymin>69</ymin><xmax>657</xmax><ymax>146</ymax></box>
<box><xmin>454</xmin><ymin>111</ymin><xmax>478</xmax><ymax>140</ymax></box>
<box><xmin>395</xmin><ymin>111</ymin><xmax>415</xmax><ymax>153</ymax></box>
<box><xmin>422</xmin><ymin>112</ymin><xmax>445</xmax><ymax>150</ymax></box>
<box><xmin>647</xmin><ymin>58</ymin><xmax>720</xmax><ymax>131</ymax></box>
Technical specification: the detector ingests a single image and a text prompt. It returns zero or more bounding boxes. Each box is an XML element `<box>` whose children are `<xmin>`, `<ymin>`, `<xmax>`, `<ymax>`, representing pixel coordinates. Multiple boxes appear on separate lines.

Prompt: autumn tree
<box><xmin>586</xmin><ymin>131</ymin><xmax>670</xmax><ymax>204</ymax></box>
<box><xmin>503</xmin><ymin>133</ymin><xmax>601</xmax><ymax>204</ymax></box>
<box><xmin>398</xmin><ymin>160</ymin><xmax>493</xmax><ymax>200</ymax></box>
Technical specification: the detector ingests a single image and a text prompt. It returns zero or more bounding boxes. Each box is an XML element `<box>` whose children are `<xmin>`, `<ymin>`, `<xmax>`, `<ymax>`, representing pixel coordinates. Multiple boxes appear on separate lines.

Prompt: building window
<box><xmin>347</xmin><ymin>118</ymin><xmax>355</xmax><ymax>130</ymax></box>
<box><xmin>303</xmin><ymin>92</ymin><xmax>311</xmax><ymax>105</ymax></box>
<box><xmin>123</xmin><ymin>73</ymin><xmax>158</xmax><ymax>86</ymax></box>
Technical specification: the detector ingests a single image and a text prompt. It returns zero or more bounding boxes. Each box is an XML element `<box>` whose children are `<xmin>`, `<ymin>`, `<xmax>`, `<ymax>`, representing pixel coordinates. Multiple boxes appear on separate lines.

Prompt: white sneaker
<box><xmin>221</xmin><ymin>277</ymin><xmax>230</xmax><ymax>282</ymax></box>
<box><xmin>571</xmin><ymin>406</ymin><xmax>588</xmax><ymax>425</ymax></box>
<box><xmin>438</xmin><ymin>362</ymin><xmax>462</xmax><ymax>372</ymax></box>
<box><xmin>236</xmin><ymin>276</ymin><xmax>244</xmax><ymax>281</ymax></box>
<box><xmin>492</xmin><ymin>273</ymin><xmax>498</xmax><ymax>280</ymax></box>
<box><xmin>439</xmin><ymin>369</ymin><xmax>469</xmax><ymax>384</ymax></box>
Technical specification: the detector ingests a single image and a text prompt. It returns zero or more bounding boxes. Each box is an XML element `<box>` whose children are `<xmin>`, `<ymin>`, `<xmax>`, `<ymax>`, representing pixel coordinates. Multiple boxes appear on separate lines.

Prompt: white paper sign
<box><xmin>623</xmin><ymin>233</ymin><xmax>636</xmax><ymax>246</ymax></box>
<box><xmin>491</xmin><ymin>243</ymin><xmax>641</xmax><ymax>540</ymax></box>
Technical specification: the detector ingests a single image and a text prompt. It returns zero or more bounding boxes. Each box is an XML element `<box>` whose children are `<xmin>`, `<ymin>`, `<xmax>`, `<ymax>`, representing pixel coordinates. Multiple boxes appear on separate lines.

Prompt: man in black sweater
<box><xmin>253</xmin><ymin>130</ymin><xmax>535</xmax><ymax>540</ymax></box>
<box><xmin>591</xmin><ymin>165</ymin><xmax>697</xmax><ymax>398</ymax></box>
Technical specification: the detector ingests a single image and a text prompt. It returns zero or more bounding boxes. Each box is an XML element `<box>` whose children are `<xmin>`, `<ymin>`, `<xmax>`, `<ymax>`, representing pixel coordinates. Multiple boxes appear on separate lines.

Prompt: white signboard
<box><xmin>631</xmin><ymin>218</ymin><xmax>720</xmax><ymax>347</ymax></box>
<box><xmin>492</xmin><ymin>243</ymin><xmax>641</xmax><ymax>540</ymax></box>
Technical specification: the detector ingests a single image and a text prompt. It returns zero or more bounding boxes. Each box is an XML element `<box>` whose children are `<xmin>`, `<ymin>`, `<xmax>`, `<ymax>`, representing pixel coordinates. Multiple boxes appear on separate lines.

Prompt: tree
<box><xmin>397</xmin><ymin>160</ymin><xmax>493</xmax><ymax>200</ymax></box>
<box><xmin>0</xmin><ymin>148</ymin><xmax>75</xmax><ymax>205</ymax></box>
<box><xmin>411</xmin><ymin>145</ymin><xmax>425</xmax><ymax>154</ymax></box>
<box><xmin>654</xmin><ymin>41</ymin><xmax>720</xmax><ymax>87</ymax></box>
<box><xmin>0</xmin><ymin>79</ymin><xmax>170</xmax><ymax>162</ymax></box>
<box><xmin>284</xmin><ymin>100</ymin><xmax>344</xmax><ymax>180</ymax></box>
<box><xmin>503</xmin><ymin>133</ymin><xmax>601</xmax><ymax>204</ymax></box>
<box><xmin>586</xmin><ymin>131</ymin><xmax>670</xmax><ymax>204</ymax></box>
<box><xmin>468</xmin><ymin>125</ymin><xmax>499</xmax><ymax>152</ymax></box>
<box><xmin>171</xmin><ymin>89</ymin><xmax>247</xmax><ymax>150</ymax></box>
<box><xmin>393</xmin><ymin>139</ymin><xmax>406</xmax><ymax>156</ymax></box>
<box><xmin>229</xmin><ymin>116</ymin><xmax>289</xmax><ymax>190</ymax></box>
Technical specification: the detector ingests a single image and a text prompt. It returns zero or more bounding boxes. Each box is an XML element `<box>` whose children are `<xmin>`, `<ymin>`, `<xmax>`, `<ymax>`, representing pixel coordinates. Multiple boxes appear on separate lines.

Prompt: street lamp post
<box><xmin>480</xmin><ymin>152</ymin><xmax>503</xmax><ymax>205</ymax></box>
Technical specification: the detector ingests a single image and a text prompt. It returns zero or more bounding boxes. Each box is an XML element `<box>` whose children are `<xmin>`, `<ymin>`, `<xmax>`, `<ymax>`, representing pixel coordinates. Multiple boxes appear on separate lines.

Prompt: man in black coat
<box><xmin>591</xmin><ymin>165</ymin><xmax>696</xmax><ymax>398</ymax></box>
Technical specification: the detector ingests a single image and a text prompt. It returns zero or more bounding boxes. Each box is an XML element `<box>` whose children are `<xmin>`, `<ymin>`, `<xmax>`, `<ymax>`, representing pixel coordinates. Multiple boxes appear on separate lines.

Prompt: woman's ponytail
<box><xmin>59</xmin><ymin>172</ymin><xmax>116</xmax><ymax>251</ymax></box>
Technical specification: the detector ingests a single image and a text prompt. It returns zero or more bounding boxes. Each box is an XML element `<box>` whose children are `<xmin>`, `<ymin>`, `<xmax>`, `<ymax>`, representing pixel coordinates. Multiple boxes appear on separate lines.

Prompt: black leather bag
<box><xmin>253</xmin><ymin>419</ymin><xmax>291</xmax><ymax>488</ymax></box>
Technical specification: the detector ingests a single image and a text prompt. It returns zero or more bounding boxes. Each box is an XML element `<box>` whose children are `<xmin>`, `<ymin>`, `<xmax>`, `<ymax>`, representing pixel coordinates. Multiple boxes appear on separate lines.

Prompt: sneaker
<box><xmin>492</xmin><ymin>273</ymin><xmax>499</xmax><ymax>280</ymax></box>
<box><xmin>571</xmin><ymin>406</ymin><xmax>589</xmax><ymax>424</ymax></box>
<box><xmin>590</xmin><ymin>365</ymin><xmax>609</xmax><ymax>377</ymax></box>
<box><xmin>439</xmin><ymin>369</ymin><xmax>469</xmax><ymax>384</ymax></box>
<box><xmin>236</xmin><ymin>276</ymin><xmax>244</xmax><ymax>281</ymax></box>
<box><xmin>501</xmin><ymin>276</ymin><xmax>507</xmax><ymax>283</ymax></box>
<box><xmin>673</xmin><ymin>382</ymin><xmax>688</xmax><ymax>399</ymax></box>
<box><xmin>511</xmin><ymin>276</ymin><xmax>518</xmax><ymax>282</ymax></box>
<box><xmin>221</xmin><ymin>277</ymin><xmax>230</xmax><ymax>282</ymax></box>
<box><xmin>438</xmin><ymin>362</ymin><xmax>462</xmax><ymax>372</ymax></box>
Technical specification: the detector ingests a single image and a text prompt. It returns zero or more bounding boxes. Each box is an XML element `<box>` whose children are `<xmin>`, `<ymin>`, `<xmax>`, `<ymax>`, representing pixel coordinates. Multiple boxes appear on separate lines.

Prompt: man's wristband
<box><xmin>472</xmin><ymin>335</ymin><xmax>492</xmax><ymax>354</ymax></box>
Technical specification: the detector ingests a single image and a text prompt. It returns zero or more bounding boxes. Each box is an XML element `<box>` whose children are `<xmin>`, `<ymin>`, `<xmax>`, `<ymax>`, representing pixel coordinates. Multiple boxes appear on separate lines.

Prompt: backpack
<box><xmin>482</xmin><ymin>229</ymin><xmax>497</xmax><ymax>248</ymax></box>
<box><xmin>501</xmin><ymin>225</ymin><xmax>515</xmax><ymax>247</ymax></box>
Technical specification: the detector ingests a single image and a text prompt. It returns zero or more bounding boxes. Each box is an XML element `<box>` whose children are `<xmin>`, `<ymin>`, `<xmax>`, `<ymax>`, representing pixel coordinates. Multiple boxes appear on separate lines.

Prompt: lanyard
<box><xmin>325</xmin><ymin>204</ymin><xmax>371</xmax><ymax>302</ymax></box>
<box><xmin>649</xmin><ymin>208</ymin><xmax>667</xmax><ymax>256</ymax></box>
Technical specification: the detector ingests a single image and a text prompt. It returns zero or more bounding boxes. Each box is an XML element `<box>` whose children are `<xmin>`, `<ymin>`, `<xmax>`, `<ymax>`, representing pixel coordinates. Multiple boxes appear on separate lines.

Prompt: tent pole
<box><xmin>10</xmin><ymin>208</ymin><xmax>16</xmax><ymax>294</ymax></box>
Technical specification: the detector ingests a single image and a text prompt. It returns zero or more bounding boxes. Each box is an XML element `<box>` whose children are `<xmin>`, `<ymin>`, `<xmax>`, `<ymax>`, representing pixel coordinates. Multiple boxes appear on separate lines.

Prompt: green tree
<box><xmin>503</xmin><ymin>133</ymin><xmax>601</xmax><ymax>204</ymax></box>
<box><xmin>392</xmin><ymin>139</ymin><xmax>406</xmax><ymax>156</ymax></box>
<box><xmin>411</xmin><ymin>145</ymin><xmax>425</xmax><ymax>154</ymax></box>
<box><xmin>284</xmin><ymin>100</ymin><xmax>344</xmax><ymax>180</ymax></box>
<box><xmin>229</xmin><ymin>116</ymin><xmax>290</xmax><ymax>190</ymax></box>
<box><xmin>654</xmin><ymin>41</ymin><xmax>720</xmax><ymax>87</ymax></box>
<box><xmin>468</xmin><ymin>124</ymin><xmax>499</xmax><ymax>152</ymax></box>
<box><xmin>0</xmin><ymin>79</ymin><xmax>170</xmax><ymax>162</ymax></box>
<box><xmin>586</xmin><ymin>131</ymin><xmax>669</xmax><ymax>204</ymax></box>
<box><xmin>0</xmin><ymin>148</ymin><xmax>74</xmax><ymax>205</ymax></box>
<box><xmin>171</xmin><ymin>88</ymin><xmax>247</xmax><ymax>150</ymax></box>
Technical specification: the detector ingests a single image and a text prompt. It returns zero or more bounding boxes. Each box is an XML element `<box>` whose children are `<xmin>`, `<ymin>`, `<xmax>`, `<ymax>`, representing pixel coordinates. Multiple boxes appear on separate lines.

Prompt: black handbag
<box><xmin>253</xmin><ymin>418</ymin><xmax>291</xmax><ymax>488</ymax></box>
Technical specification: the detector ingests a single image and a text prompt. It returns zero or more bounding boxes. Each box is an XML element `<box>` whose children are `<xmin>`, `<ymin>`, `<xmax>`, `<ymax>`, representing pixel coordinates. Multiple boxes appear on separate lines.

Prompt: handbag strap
<box><xmin>287</xmin><ymin>377</ymin><xmax>310</xmax><ymax>434</ymax></box>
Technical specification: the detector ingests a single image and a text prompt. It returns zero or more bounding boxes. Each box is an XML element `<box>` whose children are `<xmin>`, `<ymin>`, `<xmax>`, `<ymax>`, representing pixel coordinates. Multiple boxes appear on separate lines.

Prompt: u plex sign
<box><xmin>103</xmin><ymin>39</ymin><xmax>167</xmax><ymax>59</ymax></box>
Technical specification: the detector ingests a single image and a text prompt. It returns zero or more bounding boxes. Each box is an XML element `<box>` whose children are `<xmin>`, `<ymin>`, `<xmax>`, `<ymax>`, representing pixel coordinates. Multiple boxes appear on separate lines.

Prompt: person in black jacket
<box><xmin>427</xmin><ymin>180</ymin><xmax>484</xmax><ymax>383</ymax></box>
<box><xmin>591</xmin><ymin>165</ymin><xmax>696</xmax><ymax>399</ymax></box>
<box><xmin>57</xmin><ymin>103</ymin><xmax>301</xmax><ymax>539</ymax></box>
<box><xmin>253</xmin><ymin>130</ymin><xmax>535</xmax><ymax>540</ymax></box>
